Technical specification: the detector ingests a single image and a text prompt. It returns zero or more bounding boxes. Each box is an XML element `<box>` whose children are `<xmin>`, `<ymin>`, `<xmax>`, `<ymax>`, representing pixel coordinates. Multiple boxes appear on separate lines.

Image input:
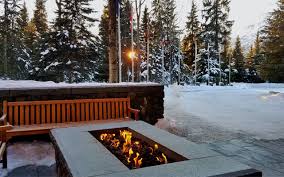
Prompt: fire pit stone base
<box><xmin>50</xmin><ymin>121</ymin><xmax>262</xmax><ymax>177</ymax></box>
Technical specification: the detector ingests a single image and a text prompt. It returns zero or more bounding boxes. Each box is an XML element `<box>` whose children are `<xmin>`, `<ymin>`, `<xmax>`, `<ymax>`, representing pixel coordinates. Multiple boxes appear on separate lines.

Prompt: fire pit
<box><xmin>90</xmin><ymin>127</ymin><xmax>188</xmax><ymax>169</ymax></box>
<box><xmin>50</xmin><ymin>121</ymin><xmax>262</xmax><ymax>177</ymax></box>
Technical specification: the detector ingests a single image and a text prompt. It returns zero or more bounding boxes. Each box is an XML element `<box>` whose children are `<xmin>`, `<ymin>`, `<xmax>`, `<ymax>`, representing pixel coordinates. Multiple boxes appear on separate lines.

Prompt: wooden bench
<box><xmin>0</xmin><ymin>114</ymin><xmax>13</xmax><ymax>168</ymax></box>
<box><xmin>2</xmin><ymin>97</ymin><xmax>140</xmax><ymax>138</ymax></box>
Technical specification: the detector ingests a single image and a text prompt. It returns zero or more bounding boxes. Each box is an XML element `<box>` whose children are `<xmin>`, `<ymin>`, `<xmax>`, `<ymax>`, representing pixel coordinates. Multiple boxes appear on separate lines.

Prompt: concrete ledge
<box><xmin>50</xmin><ymin>121</ymin><xmax>262</xmax><ymax>177</ymax></box>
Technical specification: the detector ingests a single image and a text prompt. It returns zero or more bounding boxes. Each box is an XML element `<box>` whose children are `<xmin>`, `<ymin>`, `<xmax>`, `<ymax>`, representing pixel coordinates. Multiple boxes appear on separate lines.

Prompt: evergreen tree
<box><xmin>201</xmin><ymin>0</ymin><xmax>233</xmax><ymax>84</ymax></box>
<box><xmin>150</xmin><ymin>0</ymin><xmax>182</xmax><ymax>84</ymax></box>
<box><xmin>17</xmin><ymin>1</ymin><xmax>28</xmax><ymax>33</ymax></box>
<box><xmin>232</xmin><ymin>36</ymin><xmax>246</xmax><ymax>82</ymax></box>
<box><xmin>182</xmin><ymin>0</ymin><xmax>201</xmax><ymax>70</ymax></box>
<box><xmin>260</xmin><ymin>0</ymin><xmax>284</xmax><ymax>82</ymax></box>
<box><xmin>245</xmin><ymin>45</ymin><xmax>256</xmax><ymax>82</ymax></box>
<box><xmin>97</xmin><ymin>6</ymin><xmax>109</xmax><ymax>82</ymax></box>
<box><xmin>140</xmin><ymin>6</ymin><xmax>150</xmax><ymax>81</ymax></box>
<box><xmin>33</xmin><ymin>0</ymin><xmax>48</xmax><ymax>35</ymax></box>
<box><xmin>0</xmin><ymin>0</ymin><xmax>31</xmax><ymax>79</ymax></box>
<box><xmin>35</xmin><ymin>0</ymin><xmax>99</xmax><ymax>83</ymax></box>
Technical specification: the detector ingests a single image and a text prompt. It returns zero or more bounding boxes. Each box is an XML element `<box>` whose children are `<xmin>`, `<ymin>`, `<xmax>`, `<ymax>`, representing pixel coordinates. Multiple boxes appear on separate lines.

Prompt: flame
<box><xmin>154</xmin><ymin>144</ymin><xmax>159</xmax><ymax>150</ymax></box>
<box><xmin>156</xmin><ymin>153</ymin><xmax>168</xmax><ymax>164</ymax></box>
<box><xmin>120</xmin><ymin>130</ymin><xmax>132</xmax><ymax>153</ymax></box>
<box><xmin>100</xmin><ymin>134</ymin><xmax>108</xmax><ymax>141</ymax></box>
<box><xmin>162</xmin><ymin>153</ymin><xmax>168</xmax><ymax>164</ymax></box>
<box><xmin>111</xmin><ymin>139</ymin><xmax>120</xmax><ymax>148</ymax></box>
<box><xmin>133</xmin><ymin>153</ymin><xmax>143</xmax><ymax>168</ymax></box>
<box><xmin>127</xmin><ymin>148</ymin><xmax>134</xmax><ymax>163</ymax></box>
<box><xmin>99</xmin><ymin>130</ymin><xmax>169</xmax><ymax>169</ymax></box>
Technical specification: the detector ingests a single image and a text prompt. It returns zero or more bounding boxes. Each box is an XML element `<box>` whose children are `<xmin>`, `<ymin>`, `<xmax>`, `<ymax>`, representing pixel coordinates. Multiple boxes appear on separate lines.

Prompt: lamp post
<box><xmin>128</xmin><ymin>51</ymin><xmax>136</xmax><ymax>82</ymax></box>
<box><xmin>130</xmin><ymin>2</ymin><xmax>134</xmax><ymax>82</ymax></box>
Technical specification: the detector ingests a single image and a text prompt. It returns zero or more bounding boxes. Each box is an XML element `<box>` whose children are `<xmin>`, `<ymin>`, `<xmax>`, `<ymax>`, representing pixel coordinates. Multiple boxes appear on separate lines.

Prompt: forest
<box><xmin>0</xmin><ymin>0</ymin><xmax>283</xmax><ymax>84</ymax></box>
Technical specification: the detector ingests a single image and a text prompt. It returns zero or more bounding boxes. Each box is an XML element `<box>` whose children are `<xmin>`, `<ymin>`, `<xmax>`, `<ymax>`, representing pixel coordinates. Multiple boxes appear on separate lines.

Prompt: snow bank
<box><xmin>164</xmin><ymin>83</ymin><xmax>284</xmax><ymax>140</ymax></box>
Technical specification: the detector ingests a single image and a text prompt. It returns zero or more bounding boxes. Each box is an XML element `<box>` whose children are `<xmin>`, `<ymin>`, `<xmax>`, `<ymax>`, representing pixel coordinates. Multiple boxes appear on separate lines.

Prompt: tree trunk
<box><xmin>108</xmin><ymin>0</ymin><xmax>118</xmax><ymax>83</ymax></box>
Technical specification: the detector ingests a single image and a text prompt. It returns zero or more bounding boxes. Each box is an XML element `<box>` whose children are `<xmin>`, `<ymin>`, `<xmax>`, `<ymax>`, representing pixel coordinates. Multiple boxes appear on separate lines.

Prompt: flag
<box><xmin>115</xmin><ymin>0</ymin><xmax>121</xmax><ymax>16</ymax></box>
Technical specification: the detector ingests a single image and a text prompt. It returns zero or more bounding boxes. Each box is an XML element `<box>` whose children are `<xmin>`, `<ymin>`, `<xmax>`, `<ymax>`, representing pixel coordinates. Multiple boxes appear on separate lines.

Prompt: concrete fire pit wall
<box><xmin>0</xmin><ymin>84</ymin><xmax>164</xmax><ymax>125</ymax></box>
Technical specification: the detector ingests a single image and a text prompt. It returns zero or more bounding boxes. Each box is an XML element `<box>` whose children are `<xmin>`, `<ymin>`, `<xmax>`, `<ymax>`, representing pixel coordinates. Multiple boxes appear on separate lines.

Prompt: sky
<box><xmin>25</xmin><ymin>0</ymin><xmax>278</xmax><ymax>39</ymax></box>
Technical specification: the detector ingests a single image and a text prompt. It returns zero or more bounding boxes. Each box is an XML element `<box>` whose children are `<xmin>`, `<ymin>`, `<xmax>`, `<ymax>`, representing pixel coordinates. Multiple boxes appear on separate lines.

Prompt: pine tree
<box><xmin>232</xmin><ymin>36</ymin><xmax>246</xmax><ymax>82</ymax></box>
<box><xmin>97</xmin><ymin>5</ymin><xmax>110</xmax><ymax>82</ymax></box>
<box><xmin>0</xmin><ymin>0</ymin><xmax>31</xmax><ymax>79</ymax></box>
<box><xmin>33</xmin><ymin>0</ymin><xmax>48</xmax><ymax>35</ymax></box>
<box><xmin>182</xmin><ymin>0</ymin><xmax>201</xmax><ymax>70</ymax></box>
<box><xmin>35</xmin><ymin>0</ymin><xmax>98</xmax><ymax>83</ymax></box>
<box><xmin>17</xmin><ymin>2</ymin><xmax>28</xmax><ymax>33</ymax></box>
<box><xmin>201</xmin><ymin>0</ymin><xmax>233</xmax><ymax>83</ymax></box>
<box><xmin>150</xmin><ymin>0</ymin><xmax>181</xmax><ymax>84</ymax></box>
<box><xmin>245</xmin><ymin>45</ymin><xmax>256</xmax><ymax>82</ymax></box>
<box><xmin>260</xmin><ymin>0</ymin><xmax>284</xmax><ymax>82</ymax></box>
<box><xmin>140</xmin><ymin>6</ymin><xmax>150</xmax><ymax>81</ymax></box>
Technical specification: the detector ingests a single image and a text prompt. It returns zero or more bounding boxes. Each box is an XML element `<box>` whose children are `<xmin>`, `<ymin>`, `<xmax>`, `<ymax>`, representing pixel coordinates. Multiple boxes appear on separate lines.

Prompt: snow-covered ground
<box><xmin>163</xmin><ymin>83</ymin><xmax>284</xmax><ymax>140</ymax></box>
<box><xmin>0</xmin><ymin>141</ymin><xmax>55</xmax><ymax>177</ymax></box>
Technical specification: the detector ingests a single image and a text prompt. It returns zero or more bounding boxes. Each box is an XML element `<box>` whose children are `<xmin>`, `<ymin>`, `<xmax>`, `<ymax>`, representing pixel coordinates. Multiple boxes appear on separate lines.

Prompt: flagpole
<box><xmin>118</xmin><ymin>0</ymin><xmax>122</xmax><ymax>83</ymax></box>
<box><xmin>131</xmin><ymin>3</ymin><xmax>134</xmax><ymax>83</ymax></box>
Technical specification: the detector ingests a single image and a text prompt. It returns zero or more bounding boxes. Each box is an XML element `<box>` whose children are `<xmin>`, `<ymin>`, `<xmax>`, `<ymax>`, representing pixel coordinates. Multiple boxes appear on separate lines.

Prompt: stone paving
<box><xmin>4</xmin><ymin>165</ymin><xmax>56</xmax><ymax>177</ymax></box>
<box><xmin>3</xmin><ymin>120</ymin><xmax>284</xmax><ymax>177</ymax></box>
<box><xmin>207</xmin><ymin>138</ymin><xmax>284</xmax><ymax>177</ymax></box>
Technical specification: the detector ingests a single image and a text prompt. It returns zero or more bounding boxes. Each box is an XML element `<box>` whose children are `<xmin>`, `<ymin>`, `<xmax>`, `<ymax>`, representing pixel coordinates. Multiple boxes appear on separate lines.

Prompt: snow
<box><xmin>0</xmin><ymin>79</ymin><xmax>159</xmax><ymax>90</ymax></box>
<box><xmin>40</xmin><ymin>49</ymin><xmax>49</xmax><ymax>56</ymax></box>
<box><xmin>66</xmin><ymin>60</ymin><xmax>72</xmax><ymax>65</ymax></box>
<box><xmin>44</xmin><ymin>62</ymin><xmax>62</xmax><ymax>71</ymax></box>
<box><xmin>0</xmin><ymin>141</ymin><xmax>55</xmax><ymax>177</ymax></box>
<box><xmin>164</xmin><ymin>83</ymin><xmax>284</xmax><ymax>140</ymax></box>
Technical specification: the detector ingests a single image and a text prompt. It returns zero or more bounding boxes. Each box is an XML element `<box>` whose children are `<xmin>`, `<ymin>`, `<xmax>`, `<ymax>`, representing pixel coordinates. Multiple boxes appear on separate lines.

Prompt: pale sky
<box><xmin>25</xmin><ymin>0</ymin><xmax>277</xmax><ymax>39</ymax></box>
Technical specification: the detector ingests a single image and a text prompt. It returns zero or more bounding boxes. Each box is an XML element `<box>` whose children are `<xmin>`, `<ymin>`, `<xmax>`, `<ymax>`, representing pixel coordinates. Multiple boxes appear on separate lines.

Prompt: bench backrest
<box><xmin>3</xmin><ymin>98</ymin><xmax>131</xmax><ymax>126</ymax></box>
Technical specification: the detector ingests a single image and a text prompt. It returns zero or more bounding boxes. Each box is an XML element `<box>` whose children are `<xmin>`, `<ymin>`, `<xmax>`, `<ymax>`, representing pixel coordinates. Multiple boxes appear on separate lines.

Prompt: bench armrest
<box><xmin>128</xmin><ymin>108</ymin><xmax>140</xmax><ymax>121</ymax></box>
<box><xmin>0</xmin><ymin>124</ymin><xmax>13</xmax><ymax>131</ymax></box>
<box><xmin>0</xmin><ymin>115</ymin><xmax>13</xmax><ymax>131</ymax></box>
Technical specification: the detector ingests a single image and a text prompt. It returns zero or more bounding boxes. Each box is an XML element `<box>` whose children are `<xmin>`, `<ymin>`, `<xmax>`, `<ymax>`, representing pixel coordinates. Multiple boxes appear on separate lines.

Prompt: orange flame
<box><xmin>133</xmin><ymin>153</ymin><xmax>143</xmax><ymax>168</ymax></box>
<box><xmin>162</xmin><ymin>153</ymin><xmax>168</xmax><ymax>164</ymax></box>
<box><xmin>127</xmin><ymin>148</ymin><xmax>134</xmax><ymax>163</ymax></box>
<box><xmin>120</xmin><ymin>130</ymin><xmax>132</xmax><ymax>153</ymax></box>
<box><xmin>154</xmin><ymin>144</ymin><xmax>159</xmax><ymax>150</ymax></box>
<box><xmin>99</xmin><ymin>131</ymin><xmax>169</xmax><ymax>169</ymax></box>
<box><xmin>111</xmin><ymin>139</ymin><xmax>120</xmax><ymax>148</ymax></box>
<box><xmin>100</xmin><ymin>134</ymin><xmax>108</xmax><ymax>141</ymax></box>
